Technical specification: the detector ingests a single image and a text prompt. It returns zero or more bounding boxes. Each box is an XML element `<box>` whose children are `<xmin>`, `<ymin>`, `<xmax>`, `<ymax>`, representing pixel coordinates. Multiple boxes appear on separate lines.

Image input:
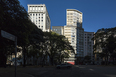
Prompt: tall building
<box><xmin>52</xmin><ymin>9</ymin><xmax>84</xmax><ymax>60</ymax></box>
<box><xmin>66</xmin><ymin>9</ymin><xmax>82</xmax><ymax>27</ymax></box>
<box><xmin>66</xmin><ymin>9</ymin><xmax>84</xmax><ymax>57</ymax></box>
<box><xmin>28</xmin><ymin>4</ymin><xmax>51</xmax><ymax>32</ymax></box>
<box><xmin>84</xmin><ymin>32</ymin><xmax>94</xmax><ymax>57</ymax></box>
<box><xmin>52</xmin><ymin>9</ymin><xmax>84</xmax><ymax>64</ymax></box>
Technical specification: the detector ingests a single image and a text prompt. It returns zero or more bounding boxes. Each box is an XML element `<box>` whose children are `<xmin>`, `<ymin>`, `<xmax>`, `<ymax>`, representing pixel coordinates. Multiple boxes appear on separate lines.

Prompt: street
<box><xmin>0</xmin><ymin>65</ymin><xmax>116</xmax><ymax>77</ymax></box>
<box><xmin>41</xmin><ymin>65</ymin><xmax>116</xmax><ymax>77</ymax></box>
<box><xmin>76</xmin><ymin>65</ymin><xmax>116</xmax><ymax>77</ymax></box>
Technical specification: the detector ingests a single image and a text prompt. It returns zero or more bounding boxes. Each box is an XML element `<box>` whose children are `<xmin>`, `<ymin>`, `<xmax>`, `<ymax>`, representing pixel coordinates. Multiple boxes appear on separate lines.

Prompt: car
<box><xmin>56</xmin><ymin>63</ymin><xmax>72</xmax><ymax>69</ymax></box>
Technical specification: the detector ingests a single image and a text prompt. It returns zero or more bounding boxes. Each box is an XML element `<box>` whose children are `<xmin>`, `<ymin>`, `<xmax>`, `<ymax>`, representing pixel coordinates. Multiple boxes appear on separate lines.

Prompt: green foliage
<box><xmin>42</xmin><ymin>31</ymin><xmax>74</xmax><ymax>65</ymax></box>
<box><xmin>0</xmin><ymin>0</ymin><xmax>44</xmax><ymax>67</ymax></box>
<box><xmin>93</xmin><ymin>27</ymin><xmax>116</xmax><ymax>65</ymax></box>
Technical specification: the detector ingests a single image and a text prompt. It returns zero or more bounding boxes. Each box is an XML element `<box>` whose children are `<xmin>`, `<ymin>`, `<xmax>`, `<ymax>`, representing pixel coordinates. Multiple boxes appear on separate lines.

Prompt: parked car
<box><xmin>56</xmin><ymin>63</ymin><xmax>72</xmax><ymax>69</ymax></box>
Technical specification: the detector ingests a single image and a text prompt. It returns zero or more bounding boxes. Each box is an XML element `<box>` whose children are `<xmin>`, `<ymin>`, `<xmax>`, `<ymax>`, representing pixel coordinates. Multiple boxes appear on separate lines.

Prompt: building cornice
<box><xmin>67</xmin><ymin>9</ymin><xmax>82</xmax><ymax>14</ymax></box>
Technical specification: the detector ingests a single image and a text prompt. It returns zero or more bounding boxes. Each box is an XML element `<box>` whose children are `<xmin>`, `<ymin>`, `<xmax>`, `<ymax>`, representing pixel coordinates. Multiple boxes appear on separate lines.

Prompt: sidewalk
<box><xmin>0</xmin><ymin>66</ymin><xmax>50</xmax><ymax>77</ymax></box>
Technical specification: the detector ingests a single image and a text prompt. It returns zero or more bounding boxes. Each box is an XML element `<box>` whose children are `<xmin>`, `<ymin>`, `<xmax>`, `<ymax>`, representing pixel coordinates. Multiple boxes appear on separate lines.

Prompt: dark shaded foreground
<box><xmin>0</xmin><ymin>65</ymin><xmax>116</xmax><ymax>77</ymax></box>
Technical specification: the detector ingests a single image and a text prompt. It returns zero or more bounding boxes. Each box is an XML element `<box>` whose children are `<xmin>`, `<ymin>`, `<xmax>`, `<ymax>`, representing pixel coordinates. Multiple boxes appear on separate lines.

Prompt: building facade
<box><xmin>84</xmin><ymin>32</ymin><xmax>94</xmax><ymax>57</ymax></box>
<box><xmin>52</xmin><ymin>26</ymin><xmax>64</xmax><ymax>35</ymax></box>
<box><xmin>28</xmin><ymin>4</ymin><xmax>51</xmax><ymax>32</ymax></box>
<box><xmin>66</xmin><ymin>9</ymin><xmax>84</xmax><ymax>57</ymax></box>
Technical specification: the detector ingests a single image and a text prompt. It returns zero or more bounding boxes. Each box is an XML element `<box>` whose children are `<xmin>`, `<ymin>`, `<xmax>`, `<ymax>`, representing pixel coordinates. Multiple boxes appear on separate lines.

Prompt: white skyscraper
<box><xmin>65</xmin><ymin>9</ymin><xmax>84</xmax><ymax>57</ymax></box>
<box><xmin>52</xmin><ymin>9</ymin><xmax>84</xmax><ymax>65</ymax></box>
<box><xmin>28</xmin><ymin>4</ymin><xmax>51</xmax><ymax>32</ymax></box>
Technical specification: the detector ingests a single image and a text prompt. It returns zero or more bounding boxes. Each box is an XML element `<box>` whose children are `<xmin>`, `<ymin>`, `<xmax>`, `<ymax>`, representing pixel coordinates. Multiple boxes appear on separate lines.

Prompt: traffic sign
<box><xmin>1</xmin><ymin>30</ymin><xmax>16</xmax><ymax>41</ymax></box>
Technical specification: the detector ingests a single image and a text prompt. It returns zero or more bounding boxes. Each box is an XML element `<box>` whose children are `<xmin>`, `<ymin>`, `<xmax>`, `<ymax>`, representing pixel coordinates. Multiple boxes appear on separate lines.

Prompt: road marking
<box><xmin>89</xmin><ymin>69</ymin><xmax>94</xmax><ymax>71</ymax></box>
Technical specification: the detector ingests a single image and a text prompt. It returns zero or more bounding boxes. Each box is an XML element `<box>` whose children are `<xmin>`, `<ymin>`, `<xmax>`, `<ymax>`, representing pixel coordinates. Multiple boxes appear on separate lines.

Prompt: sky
<box><xmin>18</xmin><ymin>0</ymin><xmax>116</xmax><ymax>32</ymax></box>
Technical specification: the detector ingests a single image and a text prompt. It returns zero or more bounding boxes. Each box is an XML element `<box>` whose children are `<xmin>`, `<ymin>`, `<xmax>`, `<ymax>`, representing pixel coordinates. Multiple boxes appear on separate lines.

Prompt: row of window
<box><xmin>86</xmin><ymin>33</ymin><xmax>93</xmax><ymax>35</ymax></box>
<box><xmin>32</xmin><ymin>16</ymin><xmax>42</xmax><ymax>18</ymax></box>
<box><xmin>29</xmin><ymin>13</ymin><xmax>43</xmax><ymax>16</ymax></box>
<box><xmin>38</xmin><ymin>26</ymin><xmax>43</xmax><ymax>28</ymax></box>
<box><xmin>30</xmin><ymin>17</ymin><xmax>43</xmax><ymax>20</ymax></box>
<box><xmin>53</xmin><ymin>29</ymin><xmax>59</xmax><ymax>31</ymax></box>
<box><xmin>37</xmin><ymin>26</ymin><xmax>44</xmax><ymax>30</ymax></box>
<box><xmin>67</xmin><ymin>15</ymin><xmax>80</xmax><ymax>19</ymax></box>
<box><xmin>32</xmin><ymin>19</ymin><xmax>43</xmax><ymax>21</ymax></box>
<box><xmin>64</xmin><ymin>35</ymin><xmax>71</xmax><ymax>36</ymax></box>
<box><xmin>67</xmin><ymin>13</ymin><xmax>80</xmax><ymax>15</ymax></box>
<box><xmin>32</xmin><ymin>21</ymin><xmax>43</xmax><ymax>25</ymax></box>
<box><xmin>29</xmin><ymin>7</ymin><xmax>44</xmax><ymax>11</ymax></box>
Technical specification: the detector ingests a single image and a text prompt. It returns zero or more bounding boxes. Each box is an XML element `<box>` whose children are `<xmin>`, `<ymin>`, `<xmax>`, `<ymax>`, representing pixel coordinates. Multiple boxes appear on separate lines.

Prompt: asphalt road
<box><xmin>41</xmin><ymin>65</ymin><xmax>116</xmax><ymax>77</ymax></box>
<box><xmin>77</xmin><ymin>65</ymin><xmax>116</xmax><ymax>77</ymax></box>
<box><xmin>0</xmin><ymin>65</ymin><xmax>116</xmax><ymax>77</ymax></box>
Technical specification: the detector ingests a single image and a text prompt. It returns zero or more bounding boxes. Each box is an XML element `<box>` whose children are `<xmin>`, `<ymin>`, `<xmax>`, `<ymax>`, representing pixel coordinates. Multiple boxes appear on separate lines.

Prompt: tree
<box><xmin>43</xmin><ymin>32</ymin><xmax>74</xmax><ymax>65</ymax></box>
<box><xmin>106</xmin><ymin>32</ymin><xmax>116</xmax><ymax>64</ymax></box>
<box><xmin>0</xmin><ymin>0</ymin><xmax>44</xmax><ymax>67</ymax></box>
<box><xmin>92</xmin><ymin>27</ymin><xmax>116</xmax><ymax>65</ymax></box>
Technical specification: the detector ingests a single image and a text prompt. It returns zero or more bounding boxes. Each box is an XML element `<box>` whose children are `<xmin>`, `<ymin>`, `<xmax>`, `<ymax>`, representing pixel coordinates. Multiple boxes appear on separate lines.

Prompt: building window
<box><xmin>33</xmin><ymin>7</ymin><xmax>35</xmax><ymax>10</ymax></box>
<box><xmin>72</xmin><ymin>35</ymin><xmax>75</xmax><ymax>37</ymax></box>
<box><xmin>72</xmin><ymin>38</ymin><xmax>74</xmax><ymax>40</ymax></box>
<box><xmin>38</xmin><ymin>7</ymin><xmax>40</xmax><ymax>10</ymax></box>
<box><xmin>41</xmin><ymin>7</ymin><xmax>43</xmax><ymax>10</ymax></box>
<box><xmin>30</xmin><ymin>7</ymin><xmax>32</xmax><ymax>10</ymax></box>
<box><xmin>36</xmin><ymin>7</ymin><xmax>37</xmax><ymax>10</ymax></box>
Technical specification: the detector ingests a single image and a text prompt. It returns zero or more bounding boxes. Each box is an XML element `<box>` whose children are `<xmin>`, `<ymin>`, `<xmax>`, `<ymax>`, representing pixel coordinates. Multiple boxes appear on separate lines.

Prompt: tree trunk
<box><xmin>42</xmin><ymin>55</ymin><xmax>45</xmax><ymax>67</ymax></box>
<box><xmin>113</xmin><ymin>57</ymin><xmax>115</xmax><ymax>65</ymax></box>
<box><xmin>23</xmin><ymin>46</ymin><xmax>26</xmax><ymax>67</ymax></box>
<box><xmin>0</xmin><ymin>52</ymin><xmax>7</xmax><ymax>67</ymax></box>
<box><xmin>50</xmin><ymin>57</ymin><xmax>54</xmax><ymax>66</ymax></box>
<box><xmin>105</xmin><ymin>53</ymin><xmax>108</xmax><ymax>65</ymax></box>
<box><xmin>0</xmin><ymin>35</ymin><xmax>7</xmax><ymax>67</ymax></box>
<box><xmin>106</xmin><ymin>55</ymin><xmax>108</xmax><ymax>65</ymax></box>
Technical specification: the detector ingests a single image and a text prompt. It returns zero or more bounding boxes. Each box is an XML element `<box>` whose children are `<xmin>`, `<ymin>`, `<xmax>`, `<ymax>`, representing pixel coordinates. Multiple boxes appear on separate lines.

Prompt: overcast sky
<box><xmin>19</xmin><ymin>0</ymin><xmax>116</xmax><ymax>32</ymax></box>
